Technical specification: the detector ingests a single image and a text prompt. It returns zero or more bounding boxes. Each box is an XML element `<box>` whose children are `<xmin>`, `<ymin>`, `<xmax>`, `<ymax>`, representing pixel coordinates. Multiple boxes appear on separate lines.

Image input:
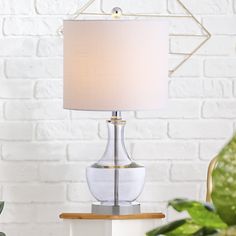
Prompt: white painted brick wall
<box><xmin>68</xmin><ymin>183</ymin><xmax>94</xmax><ymax>202</ymax></box>
<box><xmin>0</xmin><ymin>0</ymin><xmax>235</xmax><ymax>235</ymax></box>
<box><xmin>4</xmin><ymin>18</ymin><xmax>62</xmax><ymax>36</ymax></box>
<box><xmin>170</xmin><ymin>58</ymin><xmax>202</xmax><ymax>78</ymax></box>
<box><xmin>102</xmin><ymin>0</ymin><xmax>167</xmax><ymax>14</ymax></box>
<box><xmin>143</xmin><ymin>161</ymin><xmax>170</xmax><ymax>181</ymax></box>
<box><xmin>168</xmin><ymin>0</ymin><xmax>231</xmax><ymax>14</ymax></box>
<box><xmin>35</xmin><ymin>80</ymin><xmax>63</xmax><ymax>99</ymax></box>
<box><xmin>131</xmin><ymin>141</ymin><xmax>198</xmax><ymax>160</ymax></box>
<box><xmin>68</xmin><ymin>142</ymin><xmax>106</xmax><ymax>161</ymax></box>
<box><xmin>169</xmin><ymin>120</ymin><xmax>233</xmax><ymax>139</ymax></box>
<box><xmin>0</xmin><ymin>224</ymin><xmax>67</xmax><ymax>236</ymax></box>
<box><xmin>36</xmin><ymin>120</ymin><xmax>99</xmax><ymax>140</ymax></box>
<box><xmin>1</xmin><ymin>204</ymin><xmax>36</xmax><ymax>223</ymax></box>
<box><xmin>0</xmin><ymin>0</ymin><xmax>33</xmax><ymax>14</ymax></box>
<box><xmin>36</xmin><ymin>0</ymin><xmax>78</xmax><ymax>15</ymax></box>
<box><xmin>2</xmin><ymin>143</ymin><xmax>66</xmax><ymax>161</ymax></box>
<box><xmin>38</xmin><ymin>38</ymin><xmax>63</xmax><ymax>57</ymax></box>
<box><xmin>170</xmin><ymin>162</ymin><xmax>208</xmax><ymax>181</ymax></box>
<box><xmin>5</xmin><ymin>101</ymin><xmax>68</xmax><ymax>120</ymax></box>
<box><xmin>169</xmin><ymin>79</ymin><xmax>232</xmax><ymax>98</ymax></box>
<box><xmin>203</xmin><ymin>16</ymin><xmax>236</xmax><ymax>35</ymax></box>
<box><xmin>0</xmin><ymin>60</ymin><xmax>4</xmax><ymax>79</ymax></box>
<box><xmin>0</xmin><ymin>80</ymin><xmax>33</xmax><ymax>98</ymax></box>
<box><xmin>0</xmin><ymin>102</ymin><xmax>4</xmax><ymax>120</ymax></box>
<box><xmin>199</xmin><ymin>140</ymin><xmax>227</xmax><ymax>160</ymax></box>
<box><xmin>205</xmin><ymin>59</ymin><xmax>236</xmax><ymax>78</ymax></box>
<box><xmin>197</xmin><ymin>36</ymin><xmax>236</xmax><ymax>56</ymax></box>
<box><xmin>234</xmin><ymin>79</ymin><xmax>236</xmax><ymax>96</ymax></box>
<box><xmin>136</xmin><ymin>100</ymin><xmax>200</xmax><ymax>119</ymax></box>
<box><xmin>0</xmin><ymin>122</ymin><xmax>33</xmax><ymax>140</ymax></box>
<box><xmin>39</xmin><ymin>163</ymin><xmax>89</xmax><ymax>182</ymax></box>
<box><xmin>5</xmin><ymin>59</ymin><xmax>63</xmax><ymax>78</ymax></box>
<box><xmin>202</xmin><ymin>101</ymin><xmax>236</xmax><ymax>118</ymax></box>
<box><xmin>139</xmin><ymin>183</ymin><xmax>199</xmax><ymax>202</ymax></box>
<box><xmin>0</xmin><ymin>163</ymin><xmax>38</xmax><ymax>182</ymax></box>
<box><xmin>3</xmin><ymin>184</ymin><xmax>66</xmax><ymax>203</ymax></box>
<box><xmin>0</xmin><ymin>38</ymin><xmax>36</xmax><ymax>57</ymax></box>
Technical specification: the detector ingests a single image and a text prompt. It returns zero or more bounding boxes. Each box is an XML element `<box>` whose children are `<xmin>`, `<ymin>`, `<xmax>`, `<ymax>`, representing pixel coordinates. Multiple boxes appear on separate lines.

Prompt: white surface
<box><xmin>66</xmin><ymin>219</ymin><xmax>163</xmax><ymax>236</ymax></box>
<box><xmin>63</xmin><ymin>20</ymin><xmax>168</xmax><ymax>111</ymax></box>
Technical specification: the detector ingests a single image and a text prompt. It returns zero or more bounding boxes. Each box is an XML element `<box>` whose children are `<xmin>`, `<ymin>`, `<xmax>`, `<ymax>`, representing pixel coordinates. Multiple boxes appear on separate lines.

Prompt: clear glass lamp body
<box><xmin>86</xmin><ymin>117</ymin><xmax>145</xmax><ymax>207</ymax></box>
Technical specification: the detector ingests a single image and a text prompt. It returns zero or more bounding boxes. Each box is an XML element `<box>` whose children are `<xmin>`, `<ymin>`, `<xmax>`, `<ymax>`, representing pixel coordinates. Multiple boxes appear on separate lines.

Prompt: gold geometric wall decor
<box><xmin>59</xmin><ymin>0</ymin><xmax>211</xmax><ymax>77</ymax></box>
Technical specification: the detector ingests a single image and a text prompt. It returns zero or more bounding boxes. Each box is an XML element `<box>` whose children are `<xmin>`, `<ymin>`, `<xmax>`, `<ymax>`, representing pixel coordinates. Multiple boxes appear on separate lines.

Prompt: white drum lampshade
<box><xmin>63</xmin><ymin>20</ymin><xmax>169</xmax><ymax>215</ymax></box>
<box><xmin>63</xmin><ymin>20</ymin><xmax>168</xmax><ymax>111</ymax></box>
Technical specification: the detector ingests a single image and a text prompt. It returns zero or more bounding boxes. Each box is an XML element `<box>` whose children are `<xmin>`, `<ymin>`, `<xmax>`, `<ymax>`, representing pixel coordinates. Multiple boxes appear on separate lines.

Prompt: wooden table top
<box><xmin>60</xmin><ymin>212</ymin><xmax>165</xmax><ymax>220</ymax></box>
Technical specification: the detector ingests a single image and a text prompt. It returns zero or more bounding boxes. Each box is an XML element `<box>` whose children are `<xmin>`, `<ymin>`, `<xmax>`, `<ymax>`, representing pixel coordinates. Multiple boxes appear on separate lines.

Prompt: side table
<box><xmin>60</xmin><ymin>212</ymin><xmax>165</xmax><ymax>236</ymax></box>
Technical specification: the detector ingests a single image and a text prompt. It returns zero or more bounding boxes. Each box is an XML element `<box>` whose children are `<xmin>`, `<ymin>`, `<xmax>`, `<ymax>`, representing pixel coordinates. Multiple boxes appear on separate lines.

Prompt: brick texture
<box><xmin>0</xmin><ymin>1</ymin><xmax>235</xmax><ymax>234</ymax></box>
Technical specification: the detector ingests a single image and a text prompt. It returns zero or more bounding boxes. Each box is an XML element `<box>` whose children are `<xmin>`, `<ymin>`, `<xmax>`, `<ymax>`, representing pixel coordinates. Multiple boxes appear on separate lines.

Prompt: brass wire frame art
<box><xmin>206</xmin><ymin>157</ymin><xmax>218</xmax><ymax>203</ymax></box>
<box><xmin>59</xmin><ymin>0</ymin><xmax>211</xmax><ymax>76</ymax></box>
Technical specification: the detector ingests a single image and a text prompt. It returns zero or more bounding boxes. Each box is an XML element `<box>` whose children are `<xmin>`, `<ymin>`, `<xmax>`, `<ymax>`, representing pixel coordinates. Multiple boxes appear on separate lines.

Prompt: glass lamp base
<box><xmin>86</xmin><ymin>112</ymin><xmax>145</xmax><ymax>215</ymax></box>
<box><xmin>92</xmin><ymin>202</ymin><xmax>140</xmax><ymax>215</ymax></box>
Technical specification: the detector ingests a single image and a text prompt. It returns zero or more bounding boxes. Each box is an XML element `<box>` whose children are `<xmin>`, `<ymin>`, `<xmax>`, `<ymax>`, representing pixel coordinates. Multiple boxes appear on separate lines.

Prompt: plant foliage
<box><xmin>212</xmin><ymin>135</ymin><xmax>236</xmax><ymax>225</ymax></box>
<box><xmin>147</xmin><ymin>134</ymin><xmax>236</xmax><ymax>236</ymax></box>
<box><xmin>0</xmin><ymin>202</ymin><xmax>5</xmax><ymax>236</ymax></box>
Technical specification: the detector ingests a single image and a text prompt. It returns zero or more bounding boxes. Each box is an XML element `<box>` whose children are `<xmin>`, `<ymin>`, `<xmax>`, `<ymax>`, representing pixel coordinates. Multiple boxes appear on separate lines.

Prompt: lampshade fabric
<box><xmin>63</xmin><ymin>20</ymin><xmax>168</xmax><ymax>111</ymax></box>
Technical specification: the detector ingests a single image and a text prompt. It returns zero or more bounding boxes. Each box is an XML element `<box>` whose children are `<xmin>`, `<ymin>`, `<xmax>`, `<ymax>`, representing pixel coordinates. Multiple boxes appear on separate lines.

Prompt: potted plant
<box><xmin>147</xmin><ymin>134</ymin><xmax>236</xmax><ymax>236</ymax></box>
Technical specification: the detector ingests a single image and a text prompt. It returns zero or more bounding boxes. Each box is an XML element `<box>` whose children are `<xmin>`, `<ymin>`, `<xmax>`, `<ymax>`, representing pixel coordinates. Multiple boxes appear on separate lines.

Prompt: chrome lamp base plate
<box><xmin>92</xmin><ymin>202</ymin><xmax>141</xmax><ymax>215</ymax></box>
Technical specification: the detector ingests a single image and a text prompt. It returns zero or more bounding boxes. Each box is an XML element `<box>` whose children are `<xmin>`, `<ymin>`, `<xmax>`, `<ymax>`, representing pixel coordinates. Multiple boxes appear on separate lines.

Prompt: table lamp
<box><xmin>64</xmin><ymin>20</ymin><xmax>168</xmax><ymax>215</ymax></box>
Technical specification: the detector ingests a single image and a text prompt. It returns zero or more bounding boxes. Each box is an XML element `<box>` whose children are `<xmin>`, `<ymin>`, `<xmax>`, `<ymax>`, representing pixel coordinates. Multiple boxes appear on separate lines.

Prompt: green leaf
<box><xmin>147</xmin><ymin>219</ymin><xmax>218</xmax><ymax>236</ymax></box>
<box><xmin>212</xmin><ymin>134</ymin><xmax>236</xmax><ymax>226</ymax></box>
<box><xmin>0</xmin><ymin>202</ymin><xmax>4</xmax><ymax>215</ymax></box>
<box><xmin>146</xmin><ymin>219</ymin><xmax>187</xmax><ymax>236</ymax></box>
<box><xmin>169</xmin><ymin>199</ymin><xmax>215</xmax><ymax>212</ymax></box>
<box><xmin>169</xmin><ymin>199</ymin><xmax>227</xmax><ymax>229</ymax></box>
<box><xmin>192</xmin><ymin>228</ymin><xmax>218</xmax><ymax>236</ymax></box>
<box><xmin>165</xmin><ymin>220</ymin><xmax>202</xmax><ymax>236</ymax></box>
